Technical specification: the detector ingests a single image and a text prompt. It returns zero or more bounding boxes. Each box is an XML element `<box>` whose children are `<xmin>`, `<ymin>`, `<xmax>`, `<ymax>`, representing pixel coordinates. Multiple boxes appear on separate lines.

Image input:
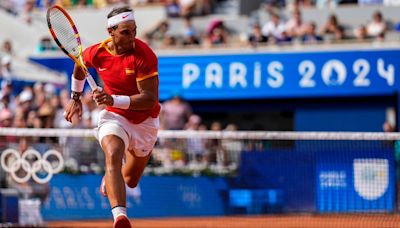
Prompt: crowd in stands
<box><xmin>1</xmin><ymin>0</ymin><xmax>398</xmax><ymax>51</ymax></box>
<box><xmin>0</xmin><ymin>77</ymin><xmax>244</xmax><ymax>174</ymax></box>
<box><xmin>0</xmin><ymin>0</ymin><xmax>214</xmax><ymax>20</ymax></box>
<box><xmin>122</xmin><ymin>3</ymin><xmax>394</xmax><ymax>48</ymax></box>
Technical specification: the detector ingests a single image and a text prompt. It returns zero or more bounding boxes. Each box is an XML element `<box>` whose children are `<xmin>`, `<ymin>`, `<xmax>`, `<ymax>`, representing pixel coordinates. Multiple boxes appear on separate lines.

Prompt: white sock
<box><xmin>111</xmin><ymin>206</ymin><xmax>127</xmax><ymax>221</ymax></box>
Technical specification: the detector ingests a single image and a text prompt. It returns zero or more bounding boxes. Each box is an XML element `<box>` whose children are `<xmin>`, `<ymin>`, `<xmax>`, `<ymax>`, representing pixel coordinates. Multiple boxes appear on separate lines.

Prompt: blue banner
<box><xmin>31</xmin><ymin>49</ymin><xmax>400</xmax><ymax>101</ymax></box>
<box><xmin>41</xmin><ymin>175</ymin><xmax>226</xmax><ymax>220</ymax></box>
<box><xmin>159</xmin><ymin>49</ymin><xmax>399</xmax><ymax>100</ymax></box>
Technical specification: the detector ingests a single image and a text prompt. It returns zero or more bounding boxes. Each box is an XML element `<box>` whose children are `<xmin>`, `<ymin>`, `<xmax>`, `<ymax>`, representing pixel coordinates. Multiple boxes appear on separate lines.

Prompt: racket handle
<box><xmin>86</xmin><ymin>73</ymin><xmax>103</xmax><ymax>92</ymax></box>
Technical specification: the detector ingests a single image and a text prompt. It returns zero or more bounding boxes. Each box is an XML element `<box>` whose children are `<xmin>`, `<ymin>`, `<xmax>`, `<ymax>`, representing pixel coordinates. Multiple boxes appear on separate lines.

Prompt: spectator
<box><xmin>179</xmin><ymin>0</ymin><xmax>196</xmax><ymax>17</ymax></box>
<box><xmin>248</xmin><ymin>23</ymin><xmax>268</xmax><ymax>47</ymax></box>
<box><xmin>72</xmin><ymin>0</ymin><xmax>89</xmax><ymax>8</ymax></box>
<box><xmin>302</xmin><ymin>22</ymin><xmax>323</xmax><ymax>43</ymax></box>
<box><xmin>183</xmin><ymin>14</ymin><xmax>198</xmax><ymax>34</ymax></box>
<box><xmin>160</xmin><ymin>94</ymin><xmax>192</xmax><ymax>130</ymax></box>
<box><xmin>26</xmin><ymin>110</ymin><xmax>42</xmax><ymax>129</ymax></box>
<box><xmin>316</xmin><ymin>0</ymin><xmax>339</xmax><ymax>8</ymax></box>
<box><xmin>383</xmin><ymin>121</ymin><xmax>395</xmax><ymax>133</ymax></box>
<box><xmin>285</xmin><ymin>9</ymin><xmax>307</xmax><ymax>39</ymax></box>
<box><xmin>262</xmin><ymin>13</ymin><xmax>286</xmax><ymax>43</ymax></box>
<box><xmin>182</xmin><ymin>30</ymin><xmax>201</xmax><ymax>46</ymax></box>
<box><xmin>206</xmin><ymin>19</ymin><xmax>230</xmax><ymax>46</ymax></box>
<box><xmin>276</xmin><ymin>31</ymin><xmax>293</xmax><ymax>44</ymax></box>
<box><xmin>0</xmin><ymin>93</ymin><xmax>11</xmax><ymax>110</ymax></box>
<box><xmin>286</xmin><ymin>0</ymin><xmax>313</xmax><ymax>12</ymax></box>
<box><xmin>145</xmin><ymin>20</ymin><xmax>171</xmax><ymax>47</ymax></box>
<box><xmin>54</xmin><ymin>91</ymin><xmax>72</xmax><ymax>129</ymax></box>
<box><xmin>35</xmin><ymin>0</ymin><xmax>56</xmax><ymax>10</ymax></box>
<box><xmin>0</xmin><ymin>108</ymin><xmax>16</xmax><ymax>149</ymax></box>
<box><xmin>38</xmin><ymin>99</ymin><xmax>56</xmax><ymax>144</ymax></box>
<box><xmin>182</xmin><ymin>0</ymin><xmax>213</xmax><ymax>16</ymax></box>
<box><xmin>2</xmin><ymin>39</ymin><xmax>13</xmax><ymax>55</ymax></box>
<box><xmin>160</xmin><ymin>33</ymin><xmax>177</xmax><ymax>48</ymax></box>
<box><xmin>367</xmin><ymin>11</ymin><xmax>387</xmax><ymax>39</ymax></box>
<box><xmin>33</xmin><ymin>89</ymin><xmax>46</xmax><ymax>111</ymax></box>
<box><xmin>18</xmin><ymin>89</ymin><xmax>34</xmax><ymax>114</ymax></box>
<box><xmin>49</xmin><ymin>93</ymin><xmax>67</xmax><ymax>126</ymax></box>
<box><xmin>0</xmin><ymin>108</ymin><xmax>13</xmax><ymax>128</ymax></box>
<box><xmin>1</xmin><ymin>0</ymin><xmax>23</xmax><ymax>15</ymax></box>
<box><xmin>13</xmin><ymin>108</ymin><xmax>27</xmax><ymax>128</ymax></box>
<box><xmin>358</xmin><ymin>0</ymin><xmax>382</xmax><ymax>6</ymax></box>
<box><xmin>36</xmin><ymin>37</ymin><xmax>58</xmax><ymax>53</ymax></box>
<box><xmin>0</xmin><ymin>80</ymin><xmax>15</xmax><ymax>110</ymax></box>
<box><xmin>221</xmin><ymin>123</ymin><xmax>242</xmax><ymax>165</ymax></box>
<box><xmin>333</xmin><ymin>25</ymin><xmax>347</xmax><ymax>41</ymax></box>
<box><xmin>92</xmin><ymin>0</ymin><xmax>107</xmax><ymax>8</ymax></box>
<box><xmin>206</xmin><ymin>121</ymin><xmax>225</xmax><ymax>165</ymax></box>
<box><xmin>354</xmin><ymin>25</ymin><xmax>370</xmax><ymax>41</ymax></box>
<box><xmin>185</xmin><ymin>114</ymin><xmax>207</xmax><ymax>165</ymax></box>
<box><xmin>182</xmin><ymin>16</ymin><xmax>200</xmax><ymax>46</ymax></box>
<box><xmin>1</xmin><ymin>40</ymin><xmax>13</xmax><ymax>80</ymax></box>
<box><xmin>166</xmin><ymin>0</ymin><xmax>180</xmax><ymax>17</ymax></box>
<box><xmin>262</xmin><ymin>0</ymin><xmax>285</xmax><ymax>10</ymax></box>
<box><xmin>33</xmin><ymin>82</ymin><xmax>44</xmax><ymax>95</ymax></box>
<box><xmin>82</xmin><ymin>89</ymin><xmax>99</xmax><ymax>128</ymax></box>
<box><xmin>19</xmin><ymin>0</ymin><xmax>35</xmax><ymax>25</ymax></box>
<box><xmin>1</xmin><ymin>56</ymin><xmax>12</xmax><ymax>80</ymax></box>
<box><xmin>320</xmin><ymin>14</ymin><xmax>342</xmax><ymax>39</ymax></box>
<box><xmin>13</xmin><ymin>107</ymin><xmax>30</xmax><ymax>151</ymax></box>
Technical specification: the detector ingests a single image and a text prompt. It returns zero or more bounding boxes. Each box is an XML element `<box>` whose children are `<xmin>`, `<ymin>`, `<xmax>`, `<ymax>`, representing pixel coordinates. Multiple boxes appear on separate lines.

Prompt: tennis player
<box><xmin>64</xmin><ymin>6</ymin><xmax>160</xmax><ymax>228</ymax></box>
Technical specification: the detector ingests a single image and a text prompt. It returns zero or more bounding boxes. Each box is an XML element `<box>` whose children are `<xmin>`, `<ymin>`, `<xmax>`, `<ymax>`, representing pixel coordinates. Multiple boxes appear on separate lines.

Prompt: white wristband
<box><xmin>71</xmin><ymin>76</ymin><xmax>86</xmax><ymax>92</ymax></box>
<box><xmin>112</xmin><ymin>95</ymin><xmax>130</xmax><ymax>109</ymax></box>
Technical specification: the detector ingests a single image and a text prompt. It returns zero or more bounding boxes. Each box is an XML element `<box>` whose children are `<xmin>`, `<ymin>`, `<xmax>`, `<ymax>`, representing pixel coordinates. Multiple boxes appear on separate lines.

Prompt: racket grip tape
<box><xmin>86</xmin><ymin>73</ymin><xmax>103</xmax><ymax>92</ymax></box>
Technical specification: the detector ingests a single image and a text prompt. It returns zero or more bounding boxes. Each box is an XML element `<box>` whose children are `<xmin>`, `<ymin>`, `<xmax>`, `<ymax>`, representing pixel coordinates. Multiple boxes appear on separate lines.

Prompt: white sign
<box><xmin>353</xmin><ymin>159</ymin><xmax>389</xmax><ymax>200</ymax></box>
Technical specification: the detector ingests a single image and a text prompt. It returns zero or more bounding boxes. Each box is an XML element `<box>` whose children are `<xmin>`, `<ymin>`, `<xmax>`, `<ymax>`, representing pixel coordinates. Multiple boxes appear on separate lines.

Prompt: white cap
<box><xmin>44</xmin><ymin>83</ymin><xmax>56</xmax><ymax>94</ymax></box>
<box><xmin>19</xmin><ymin>90</ymin><xmax>33</xmax><ymax>103</ymax></box>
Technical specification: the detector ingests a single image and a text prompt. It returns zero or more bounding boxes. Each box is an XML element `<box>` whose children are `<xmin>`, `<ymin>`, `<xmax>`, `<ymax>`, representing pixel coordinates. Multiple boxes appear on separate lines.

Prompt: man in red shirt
<box><xmin>64</xmin><ymin>6</ymin><xmax>159</xmax><ymax>228</ymax></box>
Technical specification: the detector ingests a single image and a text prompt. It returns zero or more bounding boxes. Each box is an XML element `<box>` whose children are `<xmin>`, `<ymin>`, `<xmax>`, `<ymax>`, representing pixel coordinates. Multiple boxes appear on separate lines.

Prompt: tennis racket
<box><xmin>46</xmin><ymin>5</ymin><xmax>101</xmax><ymax>91</ymax></box>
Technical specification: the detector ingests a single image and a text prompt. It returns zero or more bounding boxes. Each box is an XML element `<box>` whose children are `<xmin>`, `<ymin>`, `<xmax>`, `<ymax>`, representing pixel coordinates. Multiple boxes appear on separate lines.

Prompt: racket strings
<box><xmin>48</xmin><ymin>9</ymin><xmax>80</xmax><ymax>57</ymax></box>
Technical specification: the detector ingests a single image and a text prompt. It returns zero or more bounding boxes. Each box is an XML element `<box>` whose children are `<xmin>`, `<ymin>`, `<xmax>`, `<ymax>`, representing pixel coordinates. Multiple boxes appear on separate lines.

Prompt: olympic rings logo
<box><xmin>0</xmin><ymin>148</ymin><xmax>64</xmax><ymax>184</ymax></box>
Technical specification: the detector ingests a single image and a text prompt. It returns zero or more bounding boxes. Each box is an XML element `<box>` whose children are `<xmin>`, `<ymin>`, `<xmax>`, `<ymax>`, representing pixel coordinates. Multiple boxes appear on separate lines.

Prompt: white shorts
<box><xmin>96</xmin><ymin>110</ymin><xmax>159</xmax><ymax>157</ymax></box>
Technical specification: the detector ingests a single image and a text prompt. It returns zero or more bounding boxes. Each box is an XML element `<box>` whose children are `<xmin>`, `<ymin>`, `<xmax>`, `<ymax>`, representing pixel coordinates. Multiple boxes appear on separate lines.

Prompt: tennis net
<box><xmin>0</xmin><ymin>128</ymin><xmax>399</xmax><ymax>227</ymax></box>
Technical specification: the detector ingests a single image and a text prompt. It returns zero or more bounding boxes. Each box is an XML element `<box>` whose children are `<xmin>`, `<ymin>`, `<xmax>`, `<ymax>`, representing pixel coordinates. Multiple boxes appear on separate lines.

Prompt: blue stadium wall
<box><xmin>42</xmin><ymin>145</ymin><xmax>395</xmax><ymax>221</ymax></box>
<box><xmin>28</xmin><ymin>48</ymin><xmax>399</xmax><ymax>221</ymax></box>
<box><xmin>31</xmin><ymin>48</ymin><xmax>400</xmax><ymax>132</ymax></box>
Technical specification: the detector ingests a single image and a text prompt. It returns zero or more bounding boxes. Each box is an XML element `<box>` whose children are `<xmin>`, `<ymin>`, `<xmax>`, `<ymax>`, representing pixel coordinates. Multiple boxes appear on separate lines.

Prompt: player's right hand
<box><xmin>64</xmin><ymin>99</ymin><xmax>83</xmax><ymax>123</ymax></box>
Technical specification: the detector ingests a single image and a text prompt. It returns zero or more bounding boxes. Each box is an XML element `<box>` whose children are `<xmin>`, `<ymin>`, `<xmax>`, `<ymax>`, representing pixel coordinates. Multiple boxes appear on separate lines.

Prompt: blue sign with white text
<box><xmin>31</xmin><ymin>49</ymin><xmax>400</xmax><ymax>101</ymax></box>
<box><xmin>316</xmin><ymin>149</ymin><xmax>395</xmax><ymax>212</ymax></box>
<box><xmin>41</xmin><ymin>175</ymin><xmax>226</xmax><ymax>220</ymax></box>
<box><xmin>158</xmin><ymin>49</ymin><xmax>399</xmax><ymax>100</ymax></box>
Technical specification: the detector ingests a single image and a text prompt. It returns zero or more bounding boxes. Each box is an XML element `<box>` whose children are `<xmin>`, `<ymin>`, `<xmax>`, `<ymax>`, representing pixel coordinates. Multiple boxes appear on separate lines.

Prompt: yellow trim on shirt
<box><xmin>137</xmin><ymin>72</ymin><xmax>158</xmax><ymax>81</ymax></box>
<box><xmin>98</xmin><ymin>38</ymin><xmax>113</xmax><ymax>55</ymax></box>
<box><xmin>125</xmin><ymin>69</ymin><xmax>135</xmax><ymax>74</ymax></box>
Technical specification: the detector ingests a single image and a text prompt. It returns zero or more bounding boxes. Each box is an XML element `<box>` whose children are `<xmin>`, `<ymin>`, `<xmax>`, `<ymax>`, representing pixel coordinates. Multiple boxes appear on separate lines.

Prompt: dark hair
<box><xmin>107</xmin><ymin>6</ymin><xmax>133</xmax><ymax>18</ymax></box>
<box><xmin>107</xmin><ymin>6</ymin><xmax>133</xmax><ymax>30</ymax></box>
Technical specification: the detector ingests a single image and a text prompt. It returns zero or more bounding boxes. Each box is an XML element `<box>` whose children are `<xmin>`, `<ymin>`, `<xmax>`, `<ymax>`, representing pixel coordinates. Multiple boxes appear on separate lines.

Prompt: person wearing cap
<box><xmin>0</xmin><ymin>108</ymin><xmax>16</xmax><ymax>149</ymax></box>
<box><xmin>63</xmin><ymin>6</ymin><xmax>159</xmax><ymax>228</ymax></box>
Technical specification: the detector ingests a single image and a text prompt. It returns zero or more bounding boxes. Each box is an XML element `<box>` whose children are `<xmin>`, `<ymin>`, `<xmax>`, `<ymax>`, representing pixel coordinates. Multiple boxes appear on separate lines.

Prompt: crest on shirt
<box><xmin>125</xmin><ymin>69</ymin><xmax>135</xmax><ymax>75</ymax></box>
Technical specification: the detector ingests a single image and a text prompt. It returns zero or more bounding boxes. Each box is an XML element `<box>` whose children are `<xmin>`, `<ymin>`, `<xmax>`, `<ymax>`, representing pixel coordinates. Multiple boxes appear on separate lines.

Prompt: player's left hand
<box><xmin>92</xmin><ymin>88</ymin><xmax>113</xmax><ymax>106</ymax></box>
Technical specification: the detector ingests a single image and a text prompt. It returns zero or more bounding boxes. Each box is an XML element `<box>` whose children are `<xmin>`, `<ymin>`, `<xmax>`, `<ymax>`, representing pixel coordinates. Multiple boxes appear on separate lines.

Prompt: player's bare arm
<box><xmin>93</xmin><ymin>76</ymin><xmax>158</xmax><ymax>110</ymax></box>
<box><xmin>64</xmin><ymin>64</ymin><xmax>86</xmax><ymax>122</ymax></box>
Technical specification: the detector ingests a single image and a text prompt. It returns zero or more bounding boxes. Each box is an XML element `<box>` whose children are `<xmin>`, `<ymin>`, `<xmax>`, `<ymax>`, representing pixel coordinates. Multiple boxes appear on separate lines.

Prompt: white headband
<box><xmin>107</xmin><ymin>11</ymin><xmax>135</xmax><ymax>28</ymax></box>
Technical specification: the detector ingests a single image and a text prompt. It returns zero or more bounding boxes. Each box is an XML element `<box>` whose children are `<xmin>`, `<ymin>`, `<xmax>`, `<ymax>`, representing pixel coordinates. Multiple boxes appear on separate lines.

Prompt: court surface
<box><xmin>47</xmin><ymin>214</ymin><xmax>400</xmax><ymax>228</ymax></box>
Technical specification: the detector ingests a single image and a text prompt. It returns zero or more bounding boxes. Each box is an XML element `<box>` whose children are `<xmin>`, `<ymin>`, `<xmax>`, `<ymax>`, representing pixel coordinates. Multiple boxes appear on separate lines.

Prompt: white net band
<box><xmin>0</xmin><ymin>128</ymin><xmax>399</xmax><ymax>140</ymax></box>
